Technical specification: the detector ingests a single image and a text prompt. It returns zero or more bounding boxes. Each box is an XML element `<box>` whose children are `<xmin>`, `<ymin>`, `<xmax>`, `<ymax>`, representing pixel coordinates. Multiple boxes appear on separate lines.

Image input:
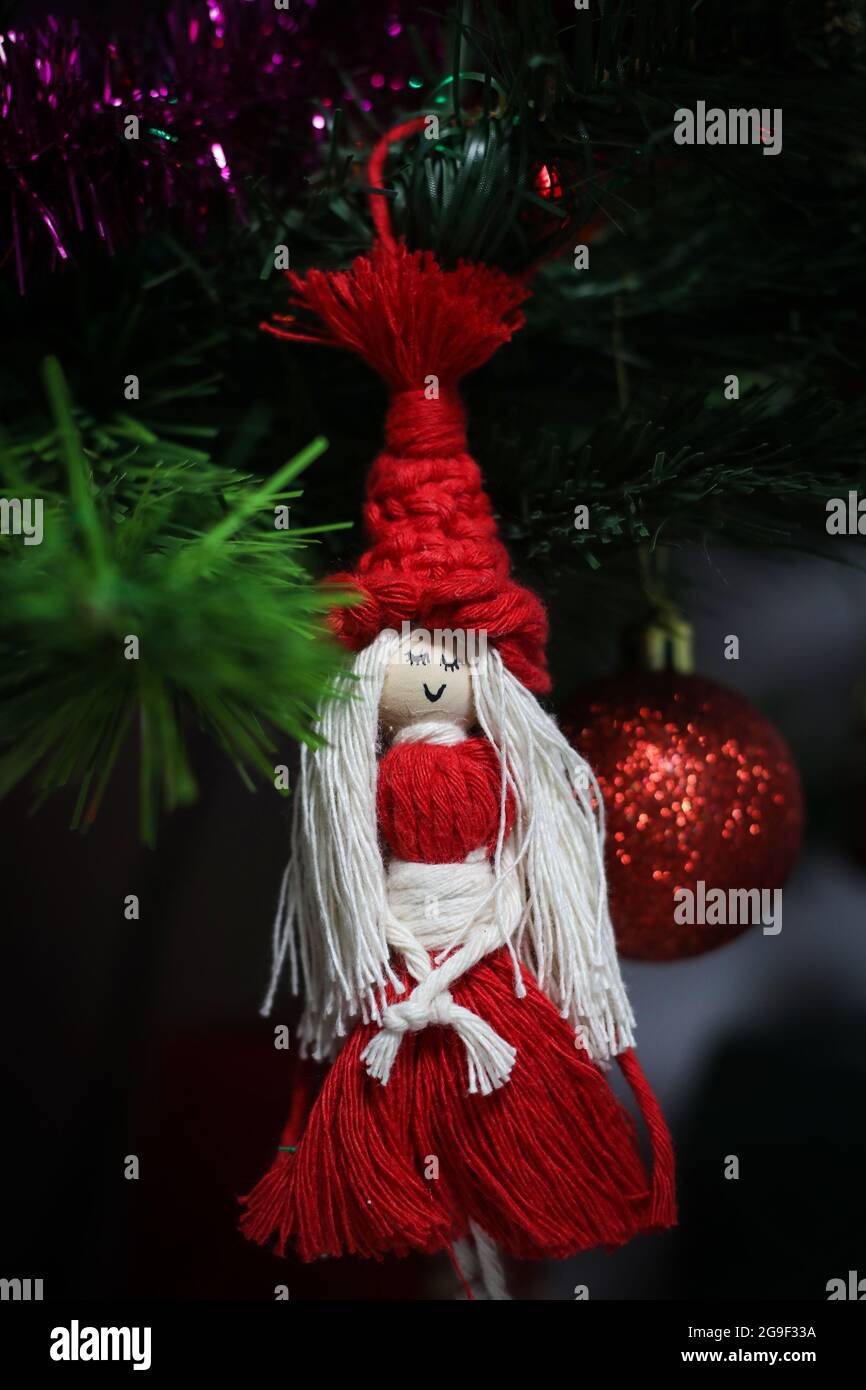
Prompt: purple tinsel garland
<box><xmin>1</xmin><ymin>0</ymin><xmax>440</xmax><ymax>291</ymax></box>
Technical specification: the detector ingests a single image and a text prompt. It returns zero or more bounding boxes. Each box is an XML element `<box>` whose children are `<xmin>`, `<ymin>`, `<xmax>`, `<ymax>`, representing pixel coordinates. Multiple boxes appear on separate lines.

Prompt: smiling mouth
<box><xmin>423</xmin><ymin>683</ymin><xmax>447</xmax><ymax>703</ymax></box>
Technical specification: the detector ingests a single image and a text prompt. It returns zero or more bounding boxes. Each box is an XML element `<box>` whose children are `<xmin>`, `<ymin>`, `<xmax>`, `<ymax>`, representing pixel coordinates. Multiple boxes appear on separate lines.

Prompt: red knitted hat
<box><xmin>263</xmin><ymin>122</ymin><xmax>550</xmax><ymax>695</ymax></box>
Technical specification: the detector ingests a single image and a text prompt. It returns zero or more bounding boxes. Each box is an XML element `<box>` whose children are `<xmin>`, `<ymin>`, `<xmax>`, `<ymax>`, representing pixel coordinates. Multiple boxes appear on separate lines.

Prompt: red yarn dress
<box><xmin>241</xmin><ymin>736</ymin><xmax>676</xmax><ymax>1262</ymax></box>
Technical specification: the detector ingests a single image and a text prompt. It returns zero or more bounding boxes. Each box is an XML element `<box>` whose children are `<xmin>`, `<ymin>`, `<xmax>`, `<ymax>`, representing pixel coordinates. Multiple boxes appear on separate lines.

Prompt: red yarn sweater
<box><xmin>376</xmin><ymin>735</ymin><xmax>514</xmax><ymax>864</ymax></box>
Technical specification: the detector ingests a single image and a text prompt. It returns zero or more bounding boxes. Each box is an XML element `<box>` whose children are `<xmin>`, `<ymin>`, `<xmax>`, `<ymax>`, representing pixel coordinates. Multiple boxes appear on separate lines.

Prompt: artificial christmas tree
<box><xmin>3</xmin><ymin>0</ymin><xmax>866</xmax><ymax>1310</ymax></box>
<box><xmin>2</xmin><ymin>1</ymin><xmax>863</xmax><ymax>837</ymax></box>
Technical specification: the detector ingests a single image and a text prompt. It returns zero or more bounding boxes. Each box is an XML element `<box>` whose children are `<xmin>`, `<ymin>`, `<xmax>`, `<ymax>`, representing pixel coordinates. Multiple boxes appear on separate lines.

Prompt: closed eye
<box><xmin>441</xmin><ymin>655</ymin><xmax>461</xmax><ymax>671</ymax></box>
<box><xmin>408</xmin><ymin>651</ymin><xmax>430</xmax><ymax>666</ymax></box>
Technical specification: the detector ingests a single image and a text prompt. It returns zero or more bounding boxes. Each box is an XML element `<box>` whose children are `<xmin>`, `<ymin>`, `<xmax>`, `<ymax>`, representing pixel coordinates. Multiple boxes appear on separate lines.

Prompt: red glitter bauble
<box><xmin>561</xmin><ymin>673</ymin><xmax>804</xmax><ymax>961</ymax></box>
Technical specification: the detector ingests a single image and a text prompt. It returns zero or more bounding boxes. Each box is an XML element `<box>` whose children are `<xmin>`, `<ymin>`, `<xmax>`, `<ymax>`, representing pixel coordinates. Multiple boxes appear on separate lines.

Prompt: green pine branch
<box><xmin>0</xmin><ymin>359</ymin><xmax>353</xmax><ymax>843</ymax></box>
<box><xmin>486</xmin><ymin>384</ymin><xmax>866</xmax><ymax>575</ymax></box>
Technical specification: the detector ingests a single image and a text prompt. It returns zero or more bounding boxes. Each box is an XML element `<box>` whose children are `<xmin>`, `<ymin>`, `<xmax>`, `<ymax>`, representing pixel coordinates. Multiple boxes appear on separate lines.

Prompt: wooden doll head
<box><xmin>379</xmin><ymin>628</ymin><xmax>474</xmax><ymax>735</ymax></box>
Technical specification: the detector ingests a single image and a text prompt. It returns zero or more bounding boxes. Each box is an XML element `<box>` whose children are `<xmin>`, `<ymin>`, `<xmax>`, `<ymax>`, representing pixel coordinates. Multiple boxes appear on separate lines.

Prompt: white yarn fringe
<box><xmin>361</xmin><ymin>994</ymin><xmax>516</xmax><ymax>1095</ymax></box>
<box><xmin>262</xmin><ymin>634</ymin><xmax>634</xmax><ymax>1068</ymax></box>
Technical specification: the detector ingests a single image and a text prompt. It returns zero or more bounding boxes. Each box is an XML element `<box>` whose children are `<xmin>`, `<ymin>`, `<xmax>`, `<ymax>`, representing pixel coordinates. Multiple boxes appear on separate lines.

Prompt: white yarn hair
<box><xmin>262</xmin><ymin>629</ymin><xmax>635</xmax><ymax>1064</ymax></box>
<box><xmin>471</xmin><ymin>648</ymin><xmax>635</xmax><ymax>1061</ymax></box>
<box><xmin>262</xmin><ymin>628</ymin><xmax>402</xmax><ymax>1060</ymax></box>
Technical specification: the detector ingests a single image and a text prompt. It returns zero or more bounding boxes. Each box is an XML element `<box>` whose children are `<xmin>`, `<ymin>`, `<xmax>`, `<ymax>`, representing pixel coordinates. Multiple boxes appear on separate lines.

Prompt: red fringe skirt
<box><xmin>240</xmin><ymin>949</ymin><xmax>676</xmax><ymax>1262</ymax></box>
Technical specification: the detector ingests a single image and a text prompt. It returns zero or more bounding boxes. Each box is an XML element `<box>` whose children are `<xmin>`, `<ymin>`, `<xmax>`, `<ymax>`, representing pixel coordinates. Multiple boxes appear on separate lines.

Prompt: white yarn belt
<box><xmin>359</xmin><ymin>853</ymin><xmax>520</xmax><ymax>1096</ymax></box>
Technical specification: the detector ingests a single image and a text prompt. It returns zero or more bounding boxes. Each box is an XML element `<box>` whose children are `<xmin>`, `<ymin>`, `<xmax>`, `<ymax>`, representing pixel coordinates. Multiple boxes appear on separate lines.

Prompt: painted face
<box><xmin>379</xmin><ymin>630</ymin><xmax>474</xmax><ymax>734</ymax></box>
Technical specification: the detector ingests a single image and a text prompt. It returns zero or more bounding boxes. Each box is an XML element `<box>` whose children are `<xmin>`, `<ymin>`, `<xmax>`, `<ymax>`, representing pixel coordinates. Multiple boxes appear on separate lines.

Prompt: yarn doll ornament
<box><xmin>240</xmin><ymin>120</ymin><xmax>676</xmax><ymax>1297</ymax></box>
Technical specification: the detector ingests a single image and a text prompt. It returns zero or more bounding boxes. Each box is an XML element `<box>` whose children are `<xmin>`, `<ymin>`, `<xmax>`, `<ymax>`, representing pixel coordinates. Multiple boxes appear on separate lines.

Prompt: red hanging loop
<box><xmin>366</xmin><ymin>114</ymin><xmax>551</xmax><ymax>284</ymax></box>
<box><xmin>367</xmin><ymin>116</ymin><xmax>429</xmax><ymax>250</ymax></box>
